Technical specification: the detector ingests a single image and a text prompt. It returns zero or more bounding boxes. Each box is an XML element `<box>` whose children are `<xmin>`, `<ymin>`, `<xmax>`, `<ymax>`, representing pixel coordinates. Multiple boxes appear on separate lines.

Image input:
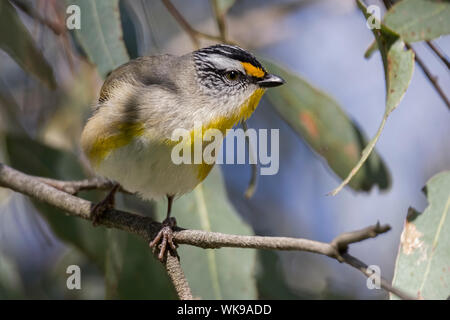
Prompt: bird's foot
<box><xmin>149</xmin><ymin>217</ymin><xmax>178</xmax><ymax>261</ymax></box>
<box><xmin>90</xmin><ymin>184</ymin><xmax>119</xmax><ymax>226</ymax></box>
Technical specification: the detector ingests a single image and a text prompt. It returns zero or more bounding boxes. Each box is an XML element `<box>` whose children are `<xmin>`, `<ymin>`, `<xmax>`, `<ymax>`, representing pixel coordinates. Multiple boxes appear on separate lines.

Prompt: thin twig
<box><xmin>406</xmin><ymin>45</ymin><xmax>450</xmax><ymax>110</ymax></box>
<box><xmin>211</xmin><ymin>0</ymin><xmax>227</xmax><ymax>42</ymax></box>
<box><xmin>37</xmin><ymin>176</ymin><xmax>131</xmax><ymax>195</ymax></box>
<box><xmin>426</xmin><ymin>41</ymin><xmax>450</xmax><ymax>70</ymax></box>
<box><xmin>341</xmin><ymin>253</ymin><xmax>412</xmax><ymax>300</ymax></box>
<box><xmin>0</xmin><ymin>162</ymin><xmax>414</xmax><ymax>299</ymax></box>
<box><xmin>161</xmin><ymin>0</ymin><xmax>200</xmax><ymax>48</ymax></box>
<box><xmin>161</xmin><ymin>0</ymin><xmax>236</xmax><ymax>49</ymax></box>
<box><xmin>382</xmin><ymin>0</ymin><xmax>450</xmax><ymax>110</ymax></box>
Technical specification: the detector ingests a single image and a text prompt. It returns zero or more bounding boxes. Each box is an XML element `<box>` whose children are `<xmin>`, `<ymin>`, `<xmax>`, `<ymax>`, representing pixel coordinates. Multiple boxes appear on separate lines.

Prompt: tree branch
<box><xmin>164</xmin><ymin>253</ymin><xmax>194</xmax><ymax>300</ymax></box>
<box><xmin>0</xmin><ymin>162</ymin><xmax>414</xmax><ymax>299</ymax></box>
<box><xmin>161</xmin><ymin>0</ymin><xmax>236</xmax><ymax>49</ymax></box>
<box><xmin>426</xmin><ymin>41</ymin><xmax>450</xmax><ymax>70</ymax></box>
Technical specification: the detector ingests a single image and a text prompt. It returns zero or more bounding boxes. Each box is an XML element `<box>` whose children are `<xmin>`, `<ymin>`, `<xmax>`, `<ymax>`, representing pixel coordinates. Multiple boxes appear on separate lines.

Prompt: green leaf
<box><xmin>384</xmin><ymin>0</ymin><xmax>450</xmax><ymax>43</ymax></box>
<box><xmin>263</xmin><ymin>60</ymin><xmax>390</xmax><ymax>192</ymax></box>
<box><xmin>68</xmin><ymin>0</ymin><xmax>129</xmax><ymax>78</ymax></box>
<box><xmin>0</xmin><ymin>0</ymin><xmax>56</xmax><ymax>89</ymax></box>
<box><xmin>392</xmin><ymin>171</ymin><xmax>450</xmax><ymax>300</ymax></box>
<box><xmin>156</xmin><ymin>167</ymin><xmax>257</xmax><ymax>299</ymax></box>
<box><xmin>330</xmin><ymin>1</ymin><xmax>414</xmax><ymax>196</ymax></box>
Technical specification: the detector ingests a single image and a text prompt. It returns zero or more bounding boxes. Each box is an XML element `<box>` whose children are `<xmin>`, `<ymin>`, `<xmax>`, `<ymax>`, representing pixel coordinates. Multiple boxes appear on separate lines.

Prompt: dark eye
<box><xmin>225</xmin><ymin>70</ymin><xmax>240</xmax><ymax>81</ymax></box>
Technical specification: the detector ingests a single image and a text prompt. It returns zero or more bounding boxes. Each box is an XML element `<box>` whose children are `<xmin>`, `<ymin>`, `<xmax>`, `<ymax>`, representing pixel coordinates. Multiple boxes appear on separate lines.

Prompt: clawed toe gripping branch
<box><xmin>0</xmin><ymin>162</ymin><xmax>415</xmax><ymax>300</ymax></box>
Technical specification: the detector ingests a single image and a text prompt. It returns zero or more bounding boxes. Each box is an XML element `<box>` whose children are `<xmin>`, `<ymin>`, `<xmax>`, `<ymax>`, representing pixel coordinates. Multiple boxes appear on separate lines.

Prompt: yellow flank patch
<box><xmin>241</xmin><ymin>62</ymin><xmax>265</xmax><ymax>78</ymax></box>
<box><xmin>88</xmin><ymin>122</ymin><xmax>145</xmax><ymax>166</ymax></box>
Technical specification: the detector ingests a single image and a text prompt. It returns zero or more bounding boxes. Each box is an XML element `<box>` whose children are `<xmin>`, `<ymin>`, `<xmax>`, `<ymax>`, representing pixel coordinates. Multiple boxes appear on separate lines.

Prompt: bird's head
<box><xmin>191</xmin><ymin>44</ymin><xmax>285</xmax><ymax>129</ymax></box>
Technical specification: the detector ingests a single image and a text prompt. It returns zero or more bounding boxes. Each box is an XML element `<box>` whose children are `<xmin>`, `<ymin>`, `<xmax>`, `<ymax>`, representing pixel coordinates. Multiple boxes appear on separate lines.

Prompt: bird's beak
<box><xmin>257</xmin><ymin>74</ymin><xmax>285</xmax><ymax>88</ymax></box>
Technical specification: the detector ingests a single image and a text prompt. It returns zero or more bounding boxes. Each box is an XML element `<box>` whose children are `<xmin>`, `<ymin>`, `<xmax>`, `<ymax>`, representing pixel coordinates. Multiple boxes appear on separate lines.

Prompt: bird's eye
<box><xmin>225</xmin><ymin>71</ymin><xmax>239</xmax><ymax>81</ymax></box>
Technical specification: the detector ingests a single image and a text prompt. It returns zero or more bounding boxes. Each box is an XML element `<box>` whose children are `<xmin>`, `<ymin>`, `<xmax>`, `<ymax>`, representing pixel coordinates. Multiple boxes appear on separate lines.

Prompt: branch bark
<box><xmin>0</xmin><ymin>162</ymin><xmax>415</xmax><ymax>299</ymax></box>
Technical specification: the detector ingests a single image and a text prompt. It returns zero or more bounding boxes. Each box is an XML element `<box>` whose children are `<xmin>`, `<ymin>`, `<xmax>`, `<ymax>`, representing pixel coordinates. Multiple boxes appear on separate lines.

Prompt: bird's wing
<box><xmin>98</xmin><ymin>54</ymin><xmax>178</xmax><ymax>103</ymax></box>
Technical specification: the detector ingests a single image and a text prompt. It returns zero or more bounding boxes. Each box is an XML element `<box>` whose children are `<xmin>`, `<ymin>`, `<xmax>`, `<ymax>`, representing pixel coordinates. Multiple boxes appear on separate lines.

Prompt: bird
<box><xmin>81</xmin><ymin>44</ymin><xmax>285</xmax><ymax>260</ymax></box>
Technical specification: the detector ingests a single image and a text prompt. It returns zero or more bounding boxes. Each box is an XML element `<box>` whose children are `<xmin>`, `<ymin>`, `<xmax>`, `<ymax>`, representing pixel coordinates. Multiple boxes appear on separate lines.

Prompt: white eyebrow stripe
<box><xmin>205</xmin><ymin>54</ymin><xmax>245</xmax><ymax>73</ymax></box>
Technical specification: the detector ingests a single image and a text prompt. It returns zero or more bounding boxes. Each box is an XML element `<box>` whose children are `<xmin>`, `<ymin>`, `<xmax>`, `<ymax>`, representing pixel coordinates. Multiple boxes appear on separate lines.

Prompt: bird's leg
<box><xmin>90</xmin><ymin>183</ymin><xmax>120</xmax><ymax>226</ymax></box>
<box><xmin>149</xmin><ymin>195</ymin><xmax>178</xmax><ymax>261</ymax></box>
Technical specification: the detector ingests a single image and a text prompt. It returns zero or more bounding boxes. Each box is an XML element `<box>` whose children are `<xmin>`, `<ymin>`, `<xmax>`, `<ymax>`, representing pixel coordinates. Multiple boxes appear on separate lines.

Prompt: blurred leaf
<box><xmin>256</xmin><ymin>250</ymin><xmax>305</xmax><ymax>299</ymax></box>
<box><xmin>384</xmin><ymin>0</ymin><xmax>450</xmax><ymax>43</ymax></box>
<box><xmin>0</xmin><ymin>249</ymin><xmax>25</xmax><ymax>299</ymax></box>
<box><xmin>330</xmin><ymin>1</ymin><xmax>414</xmax><ymax>196</ymax></box>
<box><xmin>68</xmin><ymin>0</ymin><xmax>129</xmax><ymax>78</ymax></box>
<box><xmin>263</xmin><ymin>60</ymin><xmax>390</xmax><ymax>192</ymax></box>
<box><xmin>4</xmin><ymin>134</ymin><xmax>175</xmax><ymax>298</ymax></box>
<box><xmin>0</xmin><ymin>0</ymin><xmax>56</xmax><ymax>89</ymax></box>
<box><xmin>392</xmin><ymin>171</ymin><xmax>450</xmax><ymax>300</ymax></box>
<box><xmin>119</xmin><ymin>0</ymin><xmax>139</xmax><ymax>59</ymax></box>
<box><xmin>157</xmin><ymin>167</ymin><xmax>257</xmax><ymax>299</ymax></box>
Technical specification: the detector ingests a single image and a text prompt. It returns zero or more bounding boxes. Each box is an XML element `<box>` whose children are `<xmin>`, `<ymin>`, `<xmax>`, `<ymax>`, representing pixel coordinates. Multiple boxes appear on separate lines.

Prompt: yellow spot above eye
<box><xmin>241</xmin><ymin>62</ymin><xmax>265</xmax><ymax>78</ymax></box>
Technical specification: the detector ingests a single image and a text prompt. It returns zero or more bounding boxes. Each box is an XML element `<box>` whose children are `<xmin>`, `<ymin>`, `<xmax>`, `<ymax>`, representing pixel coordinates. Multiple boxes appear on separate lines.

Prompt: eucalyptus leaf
<box><xmin>68</xmin><ymin>0</ymin><xmax>130</xmax><ymax>78</ymax></box>
<box><xmin>330</xmin><ymin>1</ymin><xmax>414</xmax><ymax>196</ymax></box>
<box><xmin>0</xmin><ymin>0</ymin><xmax>56</xmax><ymax>89</ymax></box>
<box><xmin>392</xmin><ymin>171</ymin><xmax>450</xmax><ymax>300</ymax></box>
<box><xmin>263</xmin><ymin>60</ymin><xmax>390</xmax><ymax>192</ymax></box>
<box><xmin>384</xmin><ymin>0</ymin><xmax>450</xmax><ymax>43</ymax></box>
<box><xmin>156</xmin><ymin>167</ymin><xmax>257</xmax><ymax>299</ymax></box>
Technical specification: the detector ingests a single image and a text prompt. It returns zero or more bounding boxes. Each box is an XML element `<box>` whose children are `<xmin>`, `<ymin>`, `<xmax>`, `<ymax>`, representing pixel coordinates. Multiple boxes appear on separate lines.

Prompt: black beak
<box><xmin>257</xmin><ymin>74</ymin><xmax>285</xmax><ymax>88</ymax></box>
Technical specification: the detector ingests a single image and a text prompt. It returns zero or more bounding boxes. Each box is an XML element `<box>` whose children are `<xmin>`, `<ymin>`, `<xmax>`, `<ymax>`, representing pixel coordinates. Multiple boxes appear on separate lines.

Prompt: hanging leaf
<box><xmin>392</xmin><ymin>171</ymin><xmax>450</xmax><ymax>300</ymax></box>
<box><xmin>263</xmin><ymin>60</ymin><xmax>390</xmax><ymax>192</ymax></box>
<box><xmin>68</xmin><ymin>0</ymin><xmax>130</xmax><ymax>78</ymax></box>
<box><xmin>384</xmin><ymin>0</ymin><xmax>450</xmax><ymax>43</ymax></box>
<box><xmin>213</xmin><ymin>0</ymin><xmax>236</xmax><ymax>16</ymax></box>
<box><xmin>329</xmin><ymin>1</ymin><xmax>414</xmax><ymax>196</ymax></box>
<box><xmin>0</xmin><ymin>0</ymin><xmax>56</xmax><ymax>89</ymax></box>
<box><xmin>156</xmin><ymin>167</ymin><xmax>257</xmax><ymax>299</ymax></box>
